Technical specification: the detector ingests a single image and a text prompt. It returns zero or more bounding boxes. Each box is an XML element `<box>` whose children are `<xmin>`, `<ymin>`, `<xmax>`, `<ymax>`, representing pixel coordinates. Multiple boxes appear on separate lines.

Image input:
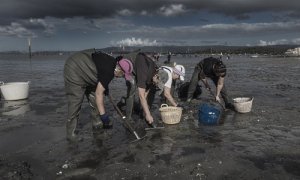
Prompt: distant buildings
<box><xmin>285</xmin><ymin>47</ymin><xmax>300</xmax><ymax>57</ymax></box>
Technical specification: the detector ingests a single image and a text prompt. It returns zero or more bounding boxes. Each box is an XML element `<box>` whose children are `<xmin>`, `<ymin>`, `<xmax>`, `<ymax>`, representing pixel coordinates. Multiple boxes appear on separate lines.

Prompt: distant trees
<box><xmin>105</xmin><ymin>45</ymin><xmax>299</xmax><ymax>56</ymax></box>
<box><xmin>2</xmin><ymin>45</ymin><xmax>299</xmax><ymax>56</ymax></box>
<box><xmin>193</xmin><ymin>45</ymin><xmax>299</xmax><ymax>55</ymax></box>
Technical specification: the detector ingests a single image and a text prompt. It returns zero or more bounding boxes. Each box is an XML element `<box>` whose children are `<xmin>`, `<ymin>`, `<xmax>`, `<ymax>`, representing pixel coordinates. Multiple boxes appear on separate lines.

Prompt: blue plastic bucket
<box><xmin>198</xmin><ymin>103</ymin><xmax>221</xmax><ymax>125</ymax></box>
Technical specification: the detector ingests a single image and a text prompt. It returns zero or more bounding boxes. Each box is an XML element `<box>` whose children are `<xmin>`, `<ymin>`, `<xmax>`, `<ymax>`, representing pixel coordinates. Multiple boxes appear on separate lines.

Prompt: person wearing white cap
<box><xmin>159</xmin><ymin>64</ymin><xmax>186</xmax><ymax>107</ymax></box>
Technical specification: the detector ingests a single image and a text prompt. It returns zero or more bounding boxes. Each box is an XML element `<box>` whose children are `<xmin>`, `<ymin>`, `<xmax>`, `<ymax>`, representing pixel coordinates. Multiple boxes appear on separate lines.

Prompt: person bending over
<box><xmin>64</xmin><ymin>49</ymin><xmax>124</xmax><ymax>142</ymax></box>
<box><xmin>159</xmin><ymin>64</ymin><xmax>185</xmax><ymax>107</ymax></box>
<box><xmin>134</xmin><ymin>53</ymin><xmax>168</xmax><ymax>124</ymax></box>
<box><xmin>187</xmin><ymin>57</ymin><xmax>234</xmax><ymax>109</ymax></box>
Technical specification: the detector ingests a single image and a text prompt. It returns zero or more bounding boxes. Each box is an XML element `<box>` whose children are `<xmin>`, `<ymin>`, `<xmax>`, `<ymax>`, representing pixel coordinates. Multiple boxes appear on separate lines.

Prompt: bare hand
<box><xmin>145</xmin><ymin>114</ymin><xmax>154</xmax><ymax>124</ymax></box>
<box><xmin>215</xmin><ymin>96</ymin><xmax>221</xmax><ymax>102</ymax></box>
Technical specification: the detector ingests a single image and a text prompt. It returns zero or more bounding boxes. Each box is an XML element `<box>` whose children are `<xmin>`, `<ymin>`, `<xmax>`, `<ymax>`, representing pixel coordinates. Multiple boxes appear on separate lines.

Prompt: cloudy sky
<box><xmin>0</xmin><ymin>0</ymin><xmax>300</xmax><ymax>51</ymax></box>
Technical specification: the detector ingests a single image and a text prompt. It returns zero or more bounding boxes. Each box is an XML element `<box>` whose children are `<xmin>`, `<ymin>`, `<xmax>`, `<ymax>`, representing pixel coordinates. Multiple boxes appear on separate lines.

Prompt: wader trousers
<box><xmin>63</xmin><ymin>49</ymin><xmax>101</xmax><ymax>140</ymax></box>
<box><xmin>187</xmin><ymin>65</ymin><xmax>202</xmax><ymax>100</ymax></box>
<box><xmin>125</xmin><ymin>79</ymin><xmax>137</xmax><ymax>120</ymax></box>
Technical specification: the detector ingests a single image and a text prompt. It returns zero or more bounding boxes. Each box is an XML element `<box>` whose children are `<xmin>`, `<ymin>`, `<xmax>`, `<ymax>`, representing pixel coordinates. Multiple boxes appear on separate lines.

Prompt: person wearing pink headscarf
<box><xmin>115</xmin><ymin>51</ymin><xmax>139</xmax><ymax>122</ymax></box>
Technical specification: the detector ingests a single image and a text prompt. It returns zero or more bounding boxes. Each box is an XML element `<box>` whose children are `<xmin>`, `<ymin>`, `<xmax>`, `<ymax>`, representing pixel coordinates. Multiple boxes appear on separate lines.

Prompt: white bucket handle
<box><xmin>161</xmin><ymin>104</ymin><xmax>169</xmax><ymax>108</ymax></box>
<box><xmin>0</xmin><ymin>81</ymin><xmax>4</xmax><ymax>86</ymax></box>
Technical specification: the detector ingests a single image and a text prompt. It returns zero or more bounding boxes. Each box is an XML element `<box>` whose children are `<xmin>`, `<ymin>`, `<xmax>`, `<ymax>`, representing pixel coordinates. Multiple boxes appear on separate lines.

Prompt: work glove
<box><xmin>100</xmin><ymin>113</ymin><xmax>113</xmax><ymax>129</ymax></box>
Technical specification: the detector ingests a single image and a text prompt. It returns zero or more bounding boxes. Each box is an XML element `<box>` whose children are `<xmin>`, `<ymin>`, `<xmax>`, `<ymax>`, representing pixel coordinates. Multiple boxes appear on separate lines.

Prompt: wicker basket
<box><xmin>233</xmin><ymin>97</ymin><xmax>254</xmax><ymax>113</ymax></box>
<box><xmin>159</xmin><ymin>104</ymin><xmax>182</xmax><ymax>124</ymax></box>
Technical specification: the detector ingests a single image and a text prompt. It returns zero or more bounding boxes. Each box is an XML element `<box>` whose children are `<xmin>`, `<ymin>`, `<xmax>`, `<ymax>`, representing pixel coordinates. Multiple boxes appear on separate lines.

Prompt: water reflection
<box><xmin>1</xmin><ymin>100</ymin><xmax>30</xmax><ymax>116</ymax></box>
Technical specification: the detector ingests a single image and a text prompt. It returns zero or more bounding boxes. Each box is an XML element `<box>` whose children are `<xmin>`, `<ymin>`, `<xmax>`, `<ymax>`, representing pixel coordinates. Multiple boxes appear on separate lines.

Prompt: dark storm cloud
<box><xmin>1</xmin><ymin>0</ymin><xmax>299</xmax><ymax>49</ymax></box>
<box><xmin>1</xmin><ymin>0</ymin><xmax>300</xmax><ymax>25</ymax></box>
<box><xmin>0</xmin><ymin>0</ymin><xmax>115</xmax><ymax>23</ymax></box>
<box><xmin>185</xmin><ymin>0</ymin><xmax>300</xmax><ymax>20</ymax></box>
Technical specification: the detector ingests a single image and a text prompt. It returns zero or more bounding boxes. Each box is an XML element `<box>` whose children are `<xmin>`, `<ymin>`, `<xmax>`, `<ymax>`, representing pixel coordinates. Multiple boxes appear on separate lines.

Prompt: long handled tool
<box><xmin>108</xmin><ymin>94</ymin><xmax>145</xmax><ymax>141</ymax></box>
<box><xmin>145</xmin><ymin>122</ymin><xmax>165</xmax><ymax>131</ymax></box>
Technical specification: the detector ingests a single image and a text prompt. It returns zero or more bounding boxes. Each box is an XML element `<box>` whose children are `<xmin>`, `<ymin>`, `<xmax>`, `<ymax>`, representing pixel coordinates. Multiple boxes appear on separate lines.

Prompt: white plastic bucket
<box><xmin>0</xmin><ymin>81</ymin><xmax>30</xmax><ymax>101</ymax></box>
<box><xmin>233</xmin><ymin>97</ymin><xmax>254</xmax><ymax>113</ymax></box>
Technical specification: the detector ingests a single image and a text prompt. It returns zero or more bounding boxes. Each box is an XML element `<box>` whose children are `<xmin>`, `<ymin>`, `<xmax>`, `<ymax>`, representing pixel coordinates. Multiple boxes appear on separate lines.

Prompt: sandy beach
<box><xmin>0</xmin><ymin>54</ymin><xmax>300</xmax><ymax>179</ymax></box>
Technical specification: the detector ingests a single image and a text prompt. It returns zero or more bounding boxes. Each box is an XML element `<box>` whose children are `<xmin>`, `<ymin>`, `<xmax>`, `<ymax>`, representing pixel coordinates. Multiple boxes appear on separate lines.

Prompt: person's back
<box><xmin>64</xmin><ymin>49</ymin><xmax>98</xmax><ymax>86</ymax></box>
<box><xmin>135</xmin><ymin>53</ymin><xmax>157</xmax><ymax>90</ymax></box>
<box><xmin>198</xmin><ymin>57</ymin><xmax>222</xmax><ymax>78</ymax></box>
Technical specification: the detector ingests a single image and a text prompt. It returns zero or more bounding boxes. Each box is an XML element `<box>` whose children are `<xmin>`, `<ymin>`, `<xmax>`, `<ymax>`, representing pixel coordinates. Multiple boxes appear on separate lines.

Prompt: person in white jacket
<box><xmin>159</xmin><ymin>64</ymin><xmax>185</xmax><ymax>107</ymax></box>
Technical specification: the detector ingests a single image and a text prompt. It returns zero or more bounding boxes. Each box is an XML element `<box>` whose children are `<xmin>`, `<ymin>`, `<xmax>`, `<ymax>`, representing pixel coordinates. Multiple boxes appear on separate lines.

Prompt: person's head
<box><xmin>116</xmin><ymin>58</ymin><xmax>133</xmax><ymax>80</ymax></box>
<box><xmin>114</xmin><ymin>64</ymin><xmax>124</xmax><ymax>77</ymax></box>
<box><xmin>173</xmin><ymin>65</ymin><xmax>185</xmax><ymax>81</ymax></box>
<box><xmin>114</xmin><ymin>56</ymin><xmax>124</xmax><ymax>77</ymax></box>
<box><xmin>153</xmin><ymin>69</ymin><xmax>168</xmax><ymax>95</ymax></box>
<box><xmin>213</xmin><ymin>61</ymin><xmax>226</xmax><ymax>77</ymax></box>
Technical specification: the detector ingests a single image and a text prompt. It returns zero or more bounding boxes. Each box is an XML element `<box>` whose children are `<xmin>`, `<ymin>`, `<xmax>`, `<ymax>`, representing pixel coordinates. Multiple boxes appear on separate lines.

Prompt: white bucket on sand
<box><xmin>233</xmin><ymin>97</ymin><xmax>253</xmax><ymax>113</ymax></box>
<box><xmin>0</xmin><ymin>81</ymin><xmax>30</xmax><ymax>101</ymax></box>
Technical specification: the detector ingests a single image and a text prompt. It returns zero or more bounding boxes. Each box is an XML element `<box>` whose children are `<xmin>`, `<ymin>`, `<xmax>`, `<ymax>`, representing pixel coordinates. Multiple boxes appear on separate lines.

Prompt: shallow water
<box><xmin>0</xmin><ymin>54</ymin><xmax>300</xmax><ymax>179</ymax></box>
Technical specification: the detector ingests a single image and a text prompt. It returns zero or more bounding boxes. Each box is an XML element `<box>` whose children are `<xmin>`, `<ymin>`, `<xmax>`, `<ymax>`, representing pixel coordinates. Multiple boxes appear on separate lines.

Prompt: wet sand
<box><xmin>0</xmin><ymin>54</ymin><xmax>300</xmax><ymax>179</ymax></box>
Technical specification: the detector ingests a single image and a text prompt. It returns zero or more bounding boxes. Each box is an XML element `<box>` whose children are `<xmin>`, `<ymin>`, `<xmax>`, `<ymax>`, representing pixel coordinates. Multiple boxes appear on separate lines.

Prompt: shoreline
<box><xmin>1</xmin><ymin>55</ymin><xmax>299</xmax><ymax>179</ymax></box>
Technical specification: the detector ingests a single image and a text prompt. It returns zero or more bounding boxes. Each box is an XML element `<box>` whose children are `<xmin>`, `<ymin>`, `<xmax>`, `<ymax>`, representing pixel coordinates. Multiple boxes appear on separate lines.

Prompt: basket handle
<box><xmin>160</xmin><ymin>104</ymin><xmax>169</xmax><ymax>108</ymax></box>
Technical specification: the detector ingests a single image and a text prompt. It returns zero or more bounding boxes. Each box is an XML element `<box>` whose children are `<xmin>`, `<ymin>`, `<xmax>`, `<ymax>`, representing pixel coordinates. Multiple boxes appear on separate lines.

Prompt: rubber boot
<box><xmin>92</xmin><ymin>114</ymin><xmax>103</xmax><ymax>132</ymax></box>
<box><xmin>86</xmin><ymin>93</ymin><xmax>104</xmax><ymax>131</ymax></box>
<box><xmin>92</xmin><ymin>118</ymin><xmax>103</xmax><ymax>130</ymax></box>
<box><xmin>66</xmin><ymin>117</ymin><xmax>82</xmax><ymax>142</ymax></box>
<box><xmin>125</xmin><ymin>98</ymin><xmax>134</xmax><ymax>123</ymax></box>
<box><xmin>225</xmin><ymin>102</ymin><xmax>235</xmax><ymax>110</ymax></box>
<box><xmin>223</xmin><ymin>96</ymin><xmax>235</xmax><ymax>110</ymax></box>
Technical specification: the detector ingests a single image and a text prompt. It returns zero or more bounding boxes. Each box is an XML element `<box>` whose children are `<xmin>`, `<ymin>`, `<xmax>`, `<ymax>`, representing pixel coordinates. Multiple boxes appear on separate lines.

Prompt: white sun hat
<box><xmin>173</xmin><ymin>64</ymin><xmax>185</xmax><ymax>81</ymax></box>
